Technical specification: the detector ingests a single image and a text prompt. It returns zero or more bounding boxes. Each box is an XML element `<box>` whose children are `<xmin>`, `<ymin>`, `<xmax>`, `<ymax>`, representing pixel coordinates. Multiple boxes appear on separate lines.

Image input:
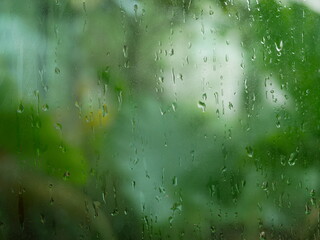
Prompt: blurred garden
<box><xmin>1</xmin><ymin>0</ymin><xmax>320</xmax><ymax>239</ymax></box>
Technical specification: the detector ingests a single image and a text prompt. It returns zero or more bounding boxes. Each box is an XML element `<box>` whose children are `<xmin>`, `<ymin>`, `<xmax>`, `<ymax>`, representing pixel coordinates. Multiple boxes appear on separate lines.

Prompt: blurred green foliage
<box><xmin>1</xmin><ymin>0</ymin><xmax>320</xmax><ymax>239</ymax></box>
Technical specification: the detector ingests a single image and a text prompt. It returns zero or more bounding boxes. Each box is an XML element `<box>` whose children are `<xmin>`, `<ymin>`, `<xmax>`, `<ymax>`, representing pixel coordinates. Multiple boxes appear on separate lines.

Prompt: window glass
<box><xmin>1</xmin><ymin>0</ymin><xmax>320</xmax><ymax>239</ymax></box>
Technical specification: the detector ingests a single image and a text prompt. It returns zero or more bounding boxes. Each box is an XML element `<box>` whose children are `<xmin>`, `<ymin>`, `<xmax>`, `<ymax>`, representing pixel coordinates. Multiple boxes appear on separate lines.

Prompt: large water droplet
<box><xmin>102</xmin><ymin>104</ymin><xmax>108</xmax><ymax>117</ymax></box>
<box><xmin>288</xmin><ymin>152</ymin><xmax>297</xmax><ymax>166</ymax></box>
<box><xmin>123</xmin><ymin>45</ymin><xmax>128</xmax><ymax>58</ymax></box>
<box><xmin>275</xmin><ymin>40</ymin><xmax>283</xmax><ymax>52</ymax></box>
<box><xmin>17</xmin><ymin>102</ymin><xmax>24</xmax><ymax>113</ymax></box>
<box><xmin>172</xmin><ymin>176</ymin><xmax>178</xmax><ymax>186</ymax></box>
<box><xmin>55</xmin><ymin>67</ymin><xmax>60</xmax><ymax>74</ymax></box>
<box><xmin>42</xmin><ymin>104</ymin><xmax>49</xmax><ymax>112</ymax></box>
<box><xmin>198</xmin><ymin>101</ymin><xmax>206</xmax><ymax>112</ymax></box>
<box><xmin>246</xmin><ymin>146</ymin><xmax>253</xmax><ymax>158</ymax></box>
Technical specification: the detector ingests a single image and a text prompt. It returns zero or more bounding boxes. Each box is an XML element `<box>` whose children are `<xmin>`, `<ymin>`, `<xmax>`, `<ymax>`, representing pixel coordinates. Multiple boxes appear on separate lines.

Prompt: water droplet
<box><xmin>34</xmin><ymin>90</ymin><xmax>39</xmax><ymax>97</ymax></box>
<box><xmin>171</xmin><ymin>202</ymin><xmax>182</xmax><ymax>211</ymax></box>
<box><xmin>305</xmin><ymin>203</ymin><xmax>311</xmax><ymax>215</ymax></box>
<box><xmin>123</xmin><ymin>45</ymin><xmax>128</xmax><ymax>58</ymax></box>
<box><xmin>198</xmin><ymin>101</ymin><xmax>206</xmax><ymax>112</ymax></box>
<box><xmin>160</xmin><ymin>108</ymin><xmax>166</xmax><ymax>116</ymax></box>
<box><xmin>63</xmin><ymin>171</ymin><xmax>70</xmax><ymax>180</ymax></box>
<box><xmin>288</xmin><ymin>152</ymin><xmax>297</xmax><ymax>166</ymax></box>
<box><xmin>111</xmin><ymin>209</ymin><xmax>119</xmax><ymax>216</ymax></box>
<box><xmin>228</xmin><ymin>102</ymin><xmax>233</xmax><ymax>110</ymax></box>
<box><xmin>259</xmin><ymin>231</ymin><xmax>266</xmax><ymax>240</ymax></box>
<box><xmin>42</xmin><ymin>104</ymin><xmax>49</xmax><ymax>111</ymax></box>
<box><xmin>169</xmin><ymin>48</ymin><xmax>174</xmax><ymax>56</ymax></box>
<box><xmin>159</xmin><ymin>186</ymin><xmax>166</xmax><ymax>194</ymax></box>
<box><xmin>261</xmin><ymin>181</ymin><xmax>268</xmax><ymax>191</ymax></box>
<box><xmin>275</xmin><ymin>40</ymin><xmax>283</xmax><ymax>52</ymax></box>
<box><xmin>172</xmin><ymin>176</ymin><xmax>178</xmax><ymax>186</ymax></box>
<box><xmin>310</xmin><ymin>189</ymin><xmax>316</xmax><ymax>197</ymax></box>
<box><xmin>93</xmin><ymin>201</ymin><xmax>100</xmax><ymax>217</ymax></box>
<box><xmin>133</xmin><ymin>4</ymin><xmax>138</xmax><ymax>12</ymax></box>
<box><xmin>54</xmin><ymin>123</ymin><xmax>62</xmax><ymax>131</ymax></box>
<box><xmin>55</xmin><ymin>67</ymin><xmax>60</xmax><ymax>74</ymax></box>
<box><xmin>246</xmin><ymin>0</ymin><xmax>251</xmax><ymax>11</ymax></box>
<box><xmin>171</xmin><ymin>102</ymin><xmax>177</xmax><ymax>112</ymax></box>
<box><xmin>202</xmin><ymin>93</ymin><xmax>207</xmax><ymax>101</ymax></box>
<box><xmin>246</xmin><ymin>146</ymin><xmax>253</xmax><ymax>158</ymax></box>
<box><xmin>124</xmin><ymin>59</ymin><xmax>130</xmax><ymax>68</ymax></box>
<box><xmin>171</xmin><ymin>68</ymin><xmax>175</xmax><ymax>83</ymax></box>
<box><xmin>82</xmin><ymin>1</ymin><xmax>86</xmax><ymax>13</ymax></box>
<box><xmin>102</xmin><ymin>104</ymin><xmax>108</xmax><ymax>117</ymax></box>
<box><xmin>221</xmin><ymin>166</ymin><xmax>227</xmax><ymax>174</ymax></box>
<box><xmin>40</xmin><ymin>214</ymin><xmax>45</xmax><ymax>224</ymax></box>
<box><xmin>17</xmin><ymin>102</ymin><xmax>24</xmax><ymax>113</ymax></box>
<box><xmin>159</xmin><ymin>76</ymin><xmax>164</xmax><ymax>83</ymax></box>
<box><xmin>59</xmin><ymin>144</ymin><xmax>66</xmax><ymax>153</ymax></box>
<box><xmin>102</xmin><ymin>191</ymin><xmax>107</xmax><ymax>203</ymax></box>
